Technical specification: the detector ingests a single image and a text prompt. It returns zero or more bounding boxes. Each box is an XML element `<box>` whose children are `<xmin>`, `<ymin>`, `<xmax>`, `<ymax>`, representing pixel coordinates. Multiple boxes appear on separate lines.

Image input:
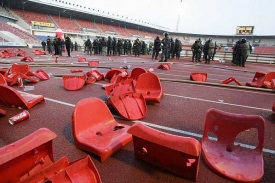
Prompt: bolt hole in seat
<box><xmin>72</xmin><ymin>97</ymin><xmax>132</xmax><ymax>162</ymax></box>
<box><xmin>202</xmin><ymin>108</ymin><xmax>265</xmax><ymax>182</ymax></box>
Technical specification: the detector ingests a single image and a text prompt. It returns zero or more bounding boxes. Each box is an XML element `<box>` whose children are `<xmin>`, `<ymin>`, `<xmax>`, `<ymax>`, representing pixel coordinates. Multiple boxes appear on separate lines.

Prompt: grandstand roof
<box><xmin>2</xmin><ymin>0</ymin><xmax>164</xmax><ymax>35</ymax></box>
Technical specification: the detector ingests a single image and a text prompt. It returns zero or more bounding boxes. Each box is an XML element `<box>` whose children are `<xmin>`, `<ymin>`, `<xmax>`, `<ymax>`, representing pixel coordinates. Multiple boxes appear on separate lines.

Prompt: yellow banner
<box><xmin>31</xmin><ymin>21</ymin><xmax>54</xmax><ymax>28</ymax></box>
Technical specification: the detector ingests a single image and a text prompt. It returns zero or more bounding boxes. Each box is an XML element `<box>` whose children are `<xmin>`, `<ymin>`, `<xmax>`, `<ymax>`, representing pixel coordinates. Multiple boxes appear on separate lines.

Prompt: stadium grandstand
<box><xmin>0</xmin><ymin>0</ymin><xmax>274</xmax><ymax>55</ymax></box>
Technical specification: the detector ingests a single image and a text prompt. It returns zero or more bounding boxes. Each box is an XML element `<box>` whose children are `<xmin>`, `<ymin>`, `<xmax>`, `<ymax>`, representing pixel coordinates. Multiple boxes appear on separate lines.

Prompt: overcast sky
<box><xmin>63</xmin><ymin>0</ymin><xmax>275</xmax><ymax>35</ymax></box>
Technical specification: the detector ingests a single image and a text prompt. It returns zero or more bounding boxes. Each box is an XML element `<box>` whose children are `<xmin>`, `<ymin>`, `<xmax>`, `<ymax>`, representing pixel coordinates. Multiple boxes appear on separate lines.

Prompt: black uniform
<box><xmin>65</xmin><ymin>36</ymin><xmax>71</xmax><ymax>57</ymax></box>
<box><xmin>152</xmin><ymin>36</ymin><xmax>161</xmax><ymax>60</ymax></box>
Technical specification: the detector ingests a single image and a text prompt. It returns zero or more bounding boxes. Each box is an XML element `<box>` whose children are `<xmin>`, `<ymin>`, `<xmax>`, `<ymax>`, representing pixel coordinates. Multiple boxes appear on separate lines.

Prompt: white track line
<box><xmin>164</xmin><ymin>93</ymin><xmax>272</xmax><ymax>112</ymax></box>
<box><xmin>38</xmin><ymin>95</ymin><xmax>275</xmax><ymax>155</ymax></box>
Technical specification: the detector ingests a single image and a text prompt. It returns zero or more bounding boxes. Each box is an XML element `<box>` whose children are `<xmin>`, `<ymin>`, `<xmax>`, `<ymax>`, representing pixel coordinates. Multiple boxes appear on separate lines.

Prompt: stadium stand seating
<box><xmin>254</xmin><ymin>46</ymin><xmax>275</xmax><ymax>54</ymax></box>
<box><xmin>111</xmin><ymin>26</ymin><xmax>131</xmax><ymax>37</ymax></box>
<box><xmin>76</xmin><ymin>19</ymin><xmax>98</xmax><ymax>31</ymax></box>
<box><xmin>0</xmin><ymin>22</ymin><xmax>40</xmax><ymax>43</ymax></box>
<box><xmin>12</xmin><ymin>9</ymin><xmax>51</xmax><ymax>25</ymax></box>
<box><xmin>127</xmin><ymin>28</ymin><xmax>140</xmax><ymax>37</ymax></box>
<box><xmin>50</xmin><ymin>15</ymin><xmax>81</xmax><ymax>32</ymax></box>
<box><xmin>94</xmin><ymin>22</ymin><xmax>116</xmax><ymax>34</ymax></box>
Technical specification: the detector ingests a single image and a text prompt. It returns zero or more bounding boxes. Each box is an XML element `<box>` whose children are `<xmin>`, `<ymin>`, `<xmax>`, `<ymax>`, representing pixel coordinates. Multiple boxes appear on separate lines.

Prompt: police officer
<box><xmin>239</xmin><ymin>38</ymin><xmax>251</xmax><ymax>67</ymax></box>
<box><xmin>46</xmin><ymin>36</ymin><xmax>52</xmax><ymax>55</ymax></box>
<box><xmin>207</xmin><ymin>38</ymin><xmax>215</xmax><ymax>64</ymax></box>
<box><xmin>152</xmin><ymin>36</ymin><xmax>161</xmax><ymax>60</ymax></box>
<box><xmin>133</xmin><ymin>38</ymin><xmax>141</xmax><ymax>57</ymax></box>
<box><xmin>64</xmin><ymin>35</ymin><xmax>71</xmax><ymax>57</ymax></box>
<box><xmin>160</xmin><ymin>32</ymin><xmax>170</xmax><ymax>62</ymax></box>
<box><xmin>174</xmin><ymin>38</ymin><xmax>182</xmax><ymax>60</ymax></box>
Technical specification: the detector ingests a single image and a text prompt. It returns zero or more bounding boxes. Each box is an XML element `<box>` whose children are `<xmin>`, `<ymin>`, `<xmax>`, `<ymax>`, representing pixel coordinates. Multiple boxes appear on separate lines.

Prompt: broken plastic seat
<box><xmin>130</xmin><ymin>67</ymin><xmax>147</xmax><ymax>81</ymax></box>
<box><xmin>104</xmin><ymin>79</ymin><xmax>135</xmax><ymax>97</ymax></box>
<box><xmin>21</xmin><ymin>56</ymin><xmax>34</xmax><ymax>62</ymax></box>
<box><xmin>107</xmin><ymin>93</ymin><xmax>147</xmax><ymax>120</ymax></box>
<box><xmin>78</xmin><ymin>57</ymin><xmax>86</xmax><ymax>62</ymax></box>
<box><xmin>221</xmin><ymin>77</ymin><xmax>242</xmax><ymax>86</ymax></box>
<box><xmin>246</xmin><ymin>71</ymin><xmax>266</xmax><ymax>87</ymax></box>
<box><xmin>0</xmin><ymin>84</ymin><xmax>44</xmax><ymax>109</ymax></box>
<box><xmin>34</xmin><ymin>50</ymin><xmax>46</xmax><ymax>55</ymax></box>
<box><xmin>202</xmin><ymin>108</ymin><xmax>265</xmax><ymax>182</ymax></box>
<box><xmin>0</xmin><ymin>128</ymin><xmax>102</xmax><ymax>183</ymax></box>
<box><xmin>157</xmin><ymin>63</ymin><xmax>171</xmax><ymax>70</ymax></box>
<box><xmin>62</xmin><ymin>75</ymin><xmax>86</xmax><ymax>91</ymax></box>
<box><xmin>88</xmin><ymin>61</ymin><xmax>99</xmax><ymax>67</ymax></box>
<box><xmin>72</xmin><ymin>97</ymin><xmax>132</xmax><ymax>162</ymax></box>
<box><xmin>104</xmin><ymin>69</ymin><xmax>124</xmax><ymax>81</ymax></box>
<box><xmin>127</xmin><ymin>122</ymin><xmax>201</xmax><ymax>181</ymax></box>
<box><xmin>0</xmin><ymin>128</ymin><xmax>57</xmax><ymax>182</ymax></box>
<box><xmin>86</xmin><ymin>70</ymin><xmax>104</xmax><ymax>81</ymax></box>
<box><xmin>135</xmin><ymin>72</ymin><xmax>163</xmax><ymax>103</ymax></box>
<box><xmin>70</xmin><ymin>69</ymin><xmax>83</xmax><ymax>73</ymax></box>
<box><xmin>190</xmin><ymin>73</ymin><xmax>207</xmax><ymax>82</ymax></box>
<box><xmin>30</xmin><ymin>69</ymin><xmax>50</xmax><ymax>81</ymax></box>
<box><xmin>262</xmin><ymin>72</ymin><xmax>275</xmax><ymax>89</ymax></box>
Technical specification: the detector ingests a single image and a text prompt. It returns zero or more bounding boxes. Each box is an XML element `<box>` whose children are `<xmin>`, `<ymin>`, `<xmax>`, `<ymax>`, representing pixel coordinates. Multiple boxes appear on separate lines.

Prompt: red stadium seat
<box><xmin>78</xmin><ymin>57</ymin><xmax>86</xmax><ymax>62</ymax></box>
<box><xmin>135</xmin><ymin>72</ymin><xmax>163</xmax><ymax>103</ymax></box>
<box><xmin>72</xmin><ymin>97</ymin><xmax>132</xmax><ymax>162</ymax></box>
<box><xmin>190</xmin><ymin>73</ymin><xmax>207</xmax><ymax>82</ymax></box>
<box><xmin>0</xmin><ymin>128</ymin><xmax>57</xmax><ymax>182</ymax></box>
<box><xmin>130</xmin><ymin>67</ymin><xmax>147</xmax><ymax>81</ymax></box>
<box><xmin>202</xmin><ymin>108</ymin><xmax>264</xmax><ymax>182</ymax></box>
<box><xmin>246</xmin><ymin>71</ymin><xmax>266</xmax><ymax>87</ymax></box>
<box><xmin>107</xmin><ymin>93</ymin><xmax>147</xmax><ymax>120</ymax></box>
<box><xmin>30</xmin><ymin>69</ymin><xmax>49</xmax><ymax>81</ymax></box>
<box><xmin>0</xmin><ymin>85</ymin><xmax>44</xmax><ymax>109</ymax></box>
<box><xmin>262</xmin><ymin>72</ymin><xmax>275</xmax><ymax>89</ymax></box>
<box><xmin>221</xmin><ymin>77</ymin><xmax>242</xmax><ymax>86</ymax></box>
<box><xmin>0</xmin><ymin>128</ymin><xmax>102</xmax><ymax>183</ymax></box>
<box><xmin>21</xmin><ymin>56</ymin><xmax>34</xmax><ymax>62</ymax></box>
<box><xmin>62</xmin><ymin>75</ymin><xmax>86</xmax><ymax>91</ymax></box>
<box><xmin>127</xmin><ymin>123</ymin><xmax>201</xmax><ymax>181</ymax></box>
<box><xmin>86</xmin><ymin>70</ymin><xmax>104</xmax><ymax>81</ymax></box>
<box><xmin>104</xmin><ymin>69</ymin><xmax>123</xmax><ymax>81</ymax></box>
<box><xmin>88</xmin><ymin>61</ymin><xmax>99</xmax><ymax>67</ymax></box>
<box><xmin>104</xmin><ymin>79</ymin><xmax>135</xmax><ymax>97</ymax></box>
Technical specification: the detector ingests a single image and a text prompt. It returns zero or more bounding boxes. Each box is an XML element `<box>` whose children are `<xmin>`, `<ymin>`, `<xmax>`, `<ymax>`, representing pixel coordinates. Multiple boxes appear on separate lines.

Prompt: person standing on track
<box><xmin>64</xmin><ymin>34</ymin><xmax>71</xmax><ymax>57</ymax></box>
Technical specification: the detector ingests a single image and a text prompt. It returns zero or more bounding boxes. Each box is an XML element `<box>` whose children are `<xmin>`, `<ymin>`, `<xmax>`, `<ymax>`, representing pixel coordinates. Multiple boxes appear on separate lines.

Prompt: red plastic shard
<box><xmin>190</xmin><ymin>73</ymin><xmax>207</xmax><ymax>82</ymax></box>
<box><xmin>0</xmin><ymin>108</ymin><xmax>6</xmax><ymax>116</ymax></box>
<box><xmin>88</xmin><ymin>61</ymin><xmax>99</xmax><ymax>67</ymax></box>
<box><xmin>157</xmin><ymin>63</ymin><xmax>171</xmax><ymax>70</ymax></box>
<box><xmin>202</xmin><ymin>108</ymin><xmax>265</xmax><ymax>182</ymax></box>
<box><xmin>0</xmin><ymin>73</ymin><xmax>7</xmax><ymax>85</ymax></box>
<box><xmin>262</xmin><ymin>72</ymin><xmax>275</xmax><ymax>89</ymax></box>
<box><xmin>70</xmin><ymin>69</ymin><xmax>83</xmax><ymax>73</ymax></box>
<box><xmin>78</xmin><ymin>57</ymin><xmax>86</xmax><ymax>62</ymax></box>
<box><xmin>108</xmin><ymin>93</ymin><xmax>147</xmax><ymax>120</ymax></box>
<box><xmin>0</xmin><ymin>128</ymin><xmax>57</xmax><ymax>183</ymax></box>
<box><xmin>135</xmin><ymin>72</ymin><xmax>163</xmax><ymax>103</ymax></box>
<box><xmin>221</xmin><ymin>77</ymin><xmax>242</xmax><ymax>86</ymax></box>
<box><xmin>72</xmin><ymin>97</ymin><xmax>132</xmax><ymax>162</ymax></box>
<box><xmin>245</xmin><ymin>71</ymin><xmax>266</xmax><ymax>87</ymax></box>
<box><xmin>0</xmin><ymin>84</ymin><xmax>44</xmax><ymax>109</ymax></box>
<box><xmin>127</xmin><ymin>123</ymin><xmax>201</xmax><ymax>181</ymax></box>
<box><xmin>272</xmin><ymin>102</ymin><xmax>275</xmax><ymax>112</ymax></box>
<box><xmin>48</xmin><ymin>156</ymin><xmax>102</xmax><ymax>183</ymax></box>
<box><xmin>62</xmin><ymin>75</ymin><xmax>86</xmax><ymax>91</ymax></box>
<box><xmin>21</xmin><ymin>56</ymin><xmax>34</xmax><ymax>62</ymax></box>
<box><xmin>34</xmin><ymin>50</ymin><xmax>46</xmax><ymax>55</ymax></box>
